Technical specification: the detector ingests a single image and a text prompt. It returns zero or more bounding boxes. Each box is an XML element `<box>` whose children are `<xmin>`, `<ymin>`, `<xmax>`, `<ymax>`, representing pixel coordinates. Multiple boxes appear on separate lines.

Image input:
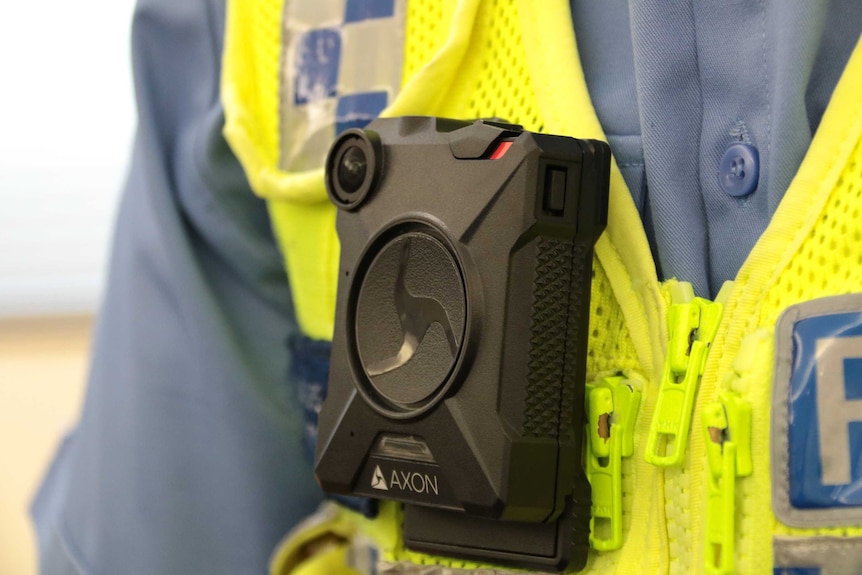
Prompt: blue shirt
<box><xmin>573</xmin><ymin>0</ymin><xmax>862</xmax><ymax>297</ymax></box>
<box><xmin>32</xmin><ymin>2</ymin><xmax>323</xmax><ymax>573</ymax></box>
<box><xmin>32</xmin><ymin>0</ymin><xmax>862</xmax><ymax>573</ymax></box>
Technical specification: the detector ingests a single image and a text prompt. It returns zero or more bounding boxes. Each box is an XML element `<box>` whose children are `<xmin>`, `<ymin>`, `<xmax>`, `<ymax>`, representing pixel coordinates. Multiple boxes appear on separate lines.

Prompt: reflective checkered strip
<box><xmin>279</xmin><ymin>0</ymin><xmax>406</xmax><ymax>172</ymax></box>
<box><xmin>773</xmin><ymin>536</ymin><xmax>862</xmax><ymax>575</ymax></box>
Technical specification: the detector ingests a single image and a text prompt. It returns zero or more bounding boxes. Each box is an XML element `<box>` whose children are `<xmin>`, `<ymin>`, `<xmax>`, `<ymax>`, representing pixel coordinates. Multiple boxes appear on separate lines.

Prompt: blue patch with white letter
<box><xmin>773</xmin><ymin>294</ymin><xmax>862</xmax><ymax>527</ymax></box>
<box><xmin>788</xmin><ymin>314</ymin><xmax>862</xmax><ymax>508</ymax></box>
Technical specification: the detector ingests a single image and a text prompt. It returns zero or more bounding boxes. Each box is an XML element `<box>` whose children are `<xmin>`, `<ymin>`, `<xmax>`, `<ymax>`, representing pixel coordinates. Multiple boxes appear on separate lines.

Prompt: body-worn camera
<box><xmin>315</xmin><ymin>117</ymin><xmax>610</xmax><ymax>572</ymax></box>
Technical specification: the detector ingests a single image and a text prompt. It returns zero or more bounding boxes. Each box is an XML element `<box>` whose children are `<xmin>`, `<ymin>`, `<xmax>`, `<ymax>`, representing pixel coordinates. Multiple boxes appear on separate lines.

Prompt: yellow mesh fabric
<box><xmin>587</xmin><ymin>261</ymin><xmax>641</xmax><ymax>376</ymax></box>
<box><xmin>431</xmin><ymin>1</ymin><xmax>543</xmax><ymax>130</ymax></box>
<box><xmin>759</xmin><ymin>137</ymin><xmax>862</xmax><ymax>323</ymax></box>
<box><xmin>402</xmin><ymin>0</ymin><xmax>458</xmax><ymax>80</ymax></box>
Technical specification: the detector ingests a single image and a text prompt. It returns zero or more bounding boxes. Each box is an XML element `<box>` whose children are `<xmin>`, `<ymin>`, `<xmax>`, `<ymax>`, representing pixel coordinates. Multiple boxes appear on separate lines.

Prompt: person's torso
<box><xmin>222</xmin><ymin>1</ymin><xmax>862</xmax><ymax>573</ymax></box>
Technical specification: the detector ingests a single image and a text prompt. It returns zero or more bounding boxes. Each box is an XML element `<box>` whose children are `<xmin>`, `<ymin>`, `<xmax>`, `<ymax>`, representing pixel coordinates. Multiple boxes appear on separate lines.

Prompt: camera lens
<box><xmin>337</xmin><ymin>145</ymin><xmax>367</xmax><ymax>195</ymax></box>
<box><xmin>325</xmin><ymin>129</ymin><xmax>382</xmax><ymax>210</ymax></box>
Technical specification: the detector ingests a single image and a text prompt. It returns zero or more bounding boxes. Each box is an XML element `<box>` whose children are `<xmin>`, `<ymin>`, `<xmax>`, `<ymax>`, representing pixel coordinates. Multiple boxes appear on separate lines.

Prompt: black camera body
<box><xmin>315</xmin><ymin>117</ymin><xmax>610</xmax><ymax>572</ymax></box>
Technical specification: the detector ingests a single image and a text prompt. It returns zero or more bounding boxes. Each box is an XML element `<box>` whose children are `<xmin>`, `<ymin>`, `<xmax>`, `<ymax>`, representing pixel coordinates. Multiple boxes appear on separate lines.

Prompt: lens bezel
<box><xmin>325</xmin><ymin>129</ymin><xmax>383</xmax><ymax>210</ymax></box>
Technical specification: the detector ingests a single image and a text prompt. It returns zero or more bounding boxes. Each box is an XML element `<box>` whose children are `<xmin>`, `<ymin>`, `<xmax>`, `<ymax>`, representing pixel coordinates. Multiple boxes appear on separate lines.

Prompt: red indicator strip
<box><xmin>489</xmin><ymin>140</ymin><xmax>513</xmax><ymax>160</ymax></box>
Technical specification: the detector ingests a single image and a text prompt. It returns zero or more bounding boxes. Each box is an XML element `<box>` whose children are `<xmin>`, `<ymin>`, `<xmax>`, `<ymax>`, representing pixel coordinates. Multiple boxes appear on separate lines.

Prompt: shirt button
<box><xmin>718</xmin><ymin>143</ymin><xmax>759</xmax><ymax>197</ymax></box>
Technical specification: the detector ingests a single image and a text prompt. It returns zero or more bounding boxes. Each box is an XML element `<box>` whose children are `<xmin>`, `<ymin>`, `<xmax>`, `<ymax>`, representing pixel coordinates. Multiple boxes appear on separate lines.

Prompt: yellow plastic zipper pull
<box><xmin>585</xmin><ymin>376</ymin><xmax>641</xmax><ymax>551</ymax></box>
<box><xmin>645</xmin><ymin>283</ymin><xmax>724</xmax><ymax>466</ymax></box>
<box><xmin>703</xmin><ymin>392</ymin><xmax>752</xmax><ymax>575</ymax></box>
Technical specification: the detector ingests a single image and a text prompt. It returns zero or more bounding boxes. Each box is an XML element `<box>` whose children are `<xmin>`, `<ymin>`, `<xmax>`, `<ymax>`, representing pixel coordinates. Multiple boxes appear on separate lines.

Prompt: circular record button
<box><xmin>354</xmin><ymin>230</ymin><xmax>466</xmax><ymax>409</ymax></box>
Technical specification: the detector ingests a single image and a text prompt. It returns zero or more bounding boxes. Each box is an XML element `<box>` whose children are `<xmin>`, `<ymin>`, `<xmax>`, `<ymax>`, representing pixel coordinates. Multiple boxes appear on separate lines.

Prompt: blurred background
<box><xmin>0</xmin><ymin>1</ymin><xmax>137</xmax><ymax>572</ymax></box>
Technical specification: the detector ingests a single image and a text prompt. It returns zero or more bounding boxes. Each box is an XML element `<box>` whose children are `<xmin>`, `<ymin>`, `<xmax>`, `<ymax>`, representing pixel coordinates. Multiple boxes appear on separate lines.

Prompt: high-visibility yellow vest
<box><xmin>222</xmin><ymin>1</ymin><xmax>862</xmax><ymax>573</ymax></box>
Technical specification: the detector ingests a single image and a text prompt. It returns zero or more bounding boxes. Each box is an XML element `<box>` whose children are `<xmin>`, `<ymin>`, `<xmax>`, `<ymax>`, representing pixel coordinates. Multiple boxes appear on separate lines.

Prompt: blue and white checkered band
<box><xmin>773</xmin><ymin>293</ymin><xmax>862</xmax><ymax>528</ymax></box>
<box><xmin>280</xmin><ymin>0</ymin><xmax>406</xmax><ymax>173</ymax></box>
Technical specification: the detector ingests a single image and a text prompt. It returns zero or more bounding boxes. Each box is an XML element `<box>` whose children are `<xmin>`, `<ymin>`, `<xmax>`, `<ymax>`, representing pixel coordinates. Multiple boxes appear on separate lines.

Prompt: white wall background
<box><xmin>0</xmin><ymin>0</ymin><xmax>138</xmax><ymax>317</ymax></box>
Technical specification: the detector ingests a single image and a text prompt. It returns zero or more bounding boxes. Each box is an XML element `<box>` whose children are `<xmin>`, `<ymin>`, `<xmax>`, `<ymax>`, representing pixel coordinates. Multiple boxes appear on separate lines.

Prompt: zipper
<box><xmin>700</xmin><ymin>328</ymin><xmax>765</xmax><ymax>575</ymax></box>
<box><xmin>645</xmin><ymin>282</ymin><xmax>726</xmax><ymax>467</ymax></box>
<box><xmin>584</xmin><ymin>375</ymin><xmax>642</xmax><ymax>551</ymax></box>
<box><xmin>702</xmin><ymin>391</ymin><xmax>752</xmax><ymax>575</ymax></box>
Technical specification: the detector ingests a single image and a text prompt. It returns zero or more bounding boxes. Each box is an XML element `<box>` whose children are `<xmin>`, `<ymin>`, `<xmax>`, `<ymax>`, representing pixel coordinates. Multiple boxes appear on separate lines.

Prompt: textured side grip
<box><xmin>567</xmin><ymin>474</ymin><xmax>593</xmax><ymax>572</ymax></box>
<box><xmin>523</xmin><ymin>236</ymin><xmax>575</xmax><ymax>437</ymax></box>
<box><xmin>559</xmin><ymin>242</ymin><xmax>589</xmax><ymax>438</ymax></box>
